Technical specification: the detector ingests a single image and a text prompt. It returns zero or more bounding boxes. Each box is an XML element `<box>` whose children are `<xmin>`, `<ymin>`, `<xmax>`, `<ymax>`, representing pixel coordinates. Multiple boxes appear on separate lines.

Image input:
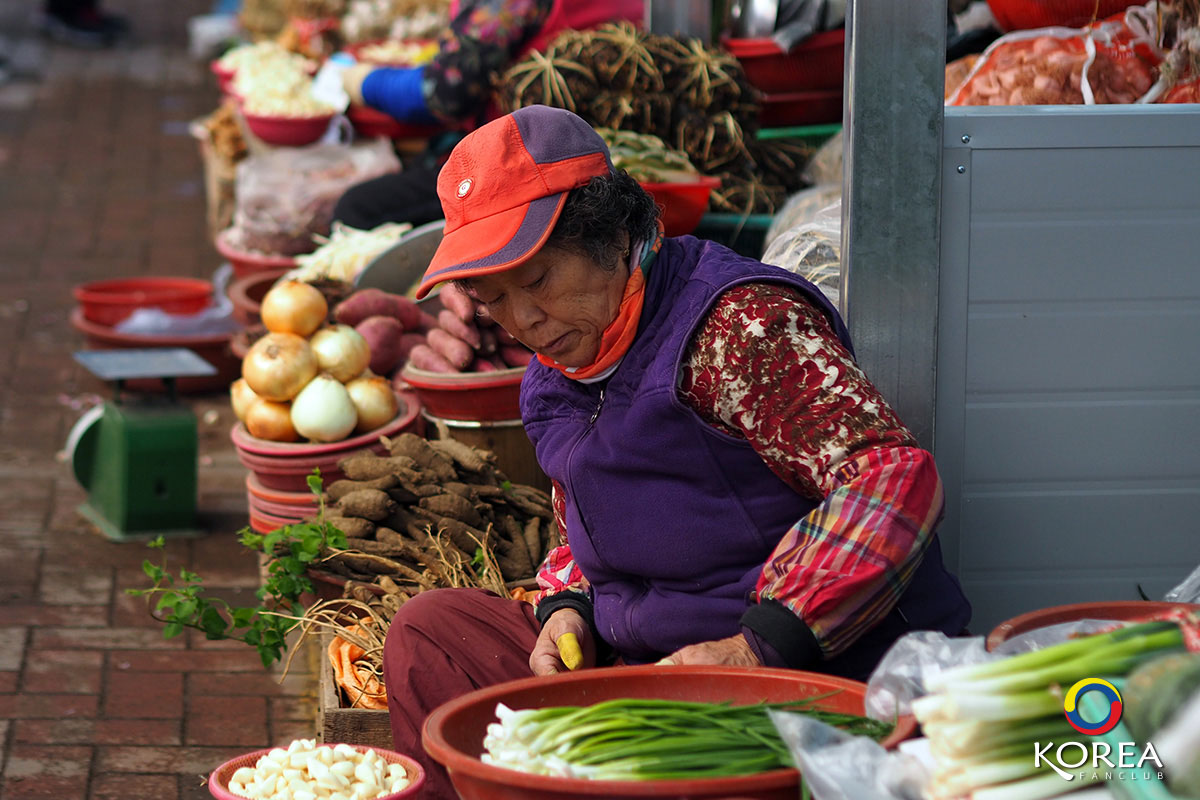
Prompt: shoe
<box><xmin>40</xmin><ymin>9</ymin><xmax>129</xmax><ymax>48</ymax></box>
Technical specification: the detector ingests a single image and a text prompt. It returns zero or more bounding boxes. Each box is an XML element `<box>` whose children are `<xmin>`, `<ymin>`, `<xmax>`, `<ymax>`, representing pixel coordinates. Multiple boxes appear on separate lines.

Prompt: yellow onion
<box><xmin>229</xmin><ymin>377</ymin><xmax>259</xmax><ymax>422</ymax></box>
<box><xmin>309</xmin><ymin>324</ymin><xmax>371</xmax><ymax>383</ymax></box>
<box><xmin>244</xmin><ymin>398</ymin><xmax>299</xmax><ymax>442</ymax></box>
<box><xmin>242</xmin><ymin>332</ymin><xmax>318</xmax><ymax>402</ymax></box>
<box><xmin>260</xmin><ymin>280</ymin><xmax>328</xmax><ymax>337</ymax></box>
<box><xmin>345</xmin><ymin>374</ymin><xmax>399</xmax><ymax>433</ymax></box>
<box><xmin>290</xmin><ymin>373</ymin><xmax>357</xmax><ymax>442</ymax></box>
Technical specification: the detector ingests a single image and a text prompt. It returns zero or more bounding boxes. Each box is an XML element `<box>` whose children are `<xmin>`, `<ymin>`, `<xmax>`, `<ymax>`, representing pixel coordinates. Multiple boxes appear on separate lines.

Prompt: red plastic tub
<box><xmin>640</xmin><ymin>176</ymin><xmax>722</xmax><ymax>237</ymax></box>
<box><xmin>75</xmin><ymin>277</ymin><xmax>213</xmax><ymax>326</ymax></box>
<box><xmin>208</xmin><ymin>744</ymin><xmax>425</xmax><ymax>800</ymax></box>
<box><xmin>210</xmin><ymin>59</ymin><xmax>235</xmax><ymax>94</ymax></box>
<box><xmin>242</xmin><ymin>111</ymin><xmax>335</xmax><ymax>148</ymax></box>
<box><xmin>215</xmin><ymin>228</ymin><xmax>298</xmax><ymax>279</ymax></box>
<box><xmin>986</xmin><ymin>600</ymin><xmax>1200</xmax><ymax>651</ymax></box>
<box><xmin>423</xmin><ymin>664</ymin><xmax>916</xmax><ymax>800</ymax></box>
<box><xmin>723</xmin><ymin>29</ymin><xmax>845</xmax><ymax>94</ymax></box>
<box><xmin>399</xmin><ymin>364</ymin><xmax>526</xmax><ymax>423</ymax></box>
<box><xmin>986</xmin><ymin>0</ymin><xmax>1133</xmax><ymax>31</ymax></box>
<box><xmin>759</xmin><ymin>89</ymin><xmax>843</xmax><ymax>127</ymax></box>
<box><xmin>70</xmin><ymin>307</ymin><xmax>237</xmax><ymax>394</ymax></box>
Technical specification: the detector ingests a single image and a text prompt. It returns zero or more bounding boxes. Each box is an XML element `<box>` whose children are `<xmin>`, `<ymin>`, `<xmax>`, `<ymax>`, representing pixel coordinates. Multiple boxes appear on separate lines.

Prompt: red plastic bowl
<box><xmin>210</xmin><ymin>59</ymin><xmax>236</xmax><ymax>93</ymax></box>
<box><xmin>70</xmin><ymin>307</ymin><xmax>237</xmax><ymax>394</ymax></box>
<box><xmin>399</xmin><ymin>363</ymin><xmax>526</xmax><ymax>422</ymax></box>
<box><xmin>246</xmin><ymin>473</ymin><xmax>321</xmax><ymax>507</ymax></box>
<box><xmin>346</xmin><ymin>105</ymin><xmax>443</xmax><ymax>141</ymax></box>
<box><xmin>986</xmin><ymin>600</ymin><xmax>1200</xmax><ymax>651</ymax></box>
<box><xmin>423</xmin><ymin>664</ymin><xmax>916</xmax><ymax>800</ymax></box>
<box><xmin>226</xmin><ymin>268</ymin><xmax>288</xmax><ymax>327</ymax></box>
<box><xmin>208</xmin><ymin>744</ymin><xmax>425</xmax><ymax>800</ymax></box>
<box><xmin>231</xmin><ymin>390</ymin><xmax>422</xmax><ymax>491</ymax></box>
<box><xmin>215</xmin><ymin>228</ymin><xmax>298</xmax><ymax>279</ymax></box>
<box><xmin>986</xmin><ymin>0</ymin><xmax>1132</xmax><ymax>31</ymax></box>
<box><xmin>759</xmin><ymin>89</ymin><xmax>843</xmax><ymax>127</ymax></box>
<box><xmin>640</xmin><ymin>176</ymin><xmax>722</xmax><ymax>237</ymax></box>
<box><xmin>242</xmin><ymin>111</ymin><xmax>335</xmax><ymax>147</ymax></box>
<box><xmin>74</xmin><ymin>277</ymin><xmax>213</xmax><ymax>326</ymax></box>
<box><xmin>723</xmin><ymin>29</ymin><xmax>845</xmax><ymax>94</ymax></box>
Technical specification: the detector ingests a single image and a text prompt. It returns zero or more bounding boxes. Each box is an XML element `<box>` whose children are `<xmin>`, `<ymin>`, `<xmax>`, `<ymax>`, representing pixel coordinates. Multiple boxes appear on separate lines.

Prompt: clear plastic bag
<box><xmin>1165</xmin><ymin>562</ymin><xmax>1200</xmax><ymax>603</ymax></box>
<box><xmin>114</xmin><ymin>264</ymin><xmax>241</xmax><ymax>336</ymax></box>
<box><xmin>762</xmin><ymin>195</ymin><xmax>843</xmax><ymax>309</ymax></box>
<box><xmin>227</xmin><ymin>138</ymin><xmax>400</xmax><ymax>256</ymax></box>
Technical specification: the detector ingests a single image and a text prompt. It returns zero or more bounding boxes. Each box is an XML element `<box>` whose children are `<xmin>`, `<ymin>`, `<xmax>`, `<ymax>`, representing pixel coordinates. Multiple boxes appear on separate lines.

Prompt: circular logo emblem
<box><xmin>456</xmin><ymin>178</ymin><xmax>473</xmax><ymax>198</ymax></box>
<box><xmin>1063</xmin><ymin>678</ymin><xmax>1123</xmax><ymax>735</ymax></box>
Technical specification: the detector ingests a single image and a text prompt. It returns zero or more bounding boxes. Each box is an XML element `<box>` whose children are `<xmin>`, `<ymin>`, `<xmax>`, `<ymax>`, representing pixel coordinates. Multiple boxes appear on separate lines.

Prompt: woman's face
<box><xmin>464</xmin><ymin>244</ymin><xmax>628</xmax><ymax>368</ymax></box>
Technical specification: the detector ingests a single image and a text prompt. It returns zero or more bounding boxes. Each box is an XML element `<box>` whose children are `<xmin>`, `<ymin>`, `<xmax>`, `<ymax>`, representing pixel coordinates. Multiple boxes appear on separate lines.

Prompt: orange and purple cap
<box><xmin>415</xmin><ymin>105</ymin><xmax>614</xmax><ymax>299</ymax></box>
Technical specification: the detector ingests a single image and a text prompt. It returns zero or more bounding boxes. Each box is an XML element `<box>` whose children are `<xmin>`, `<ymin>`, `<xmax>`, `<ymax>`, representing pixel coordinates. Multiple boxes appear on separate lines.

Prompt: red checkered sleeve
<box><xmin>680</xmin><ymin>283</ymin><xmax>943</xmax><ymax>657</ymax></box>
<box><xmin>532</xmin><ymin>479</ymin><xmax>587</xmax><ymax>605</ymax></box>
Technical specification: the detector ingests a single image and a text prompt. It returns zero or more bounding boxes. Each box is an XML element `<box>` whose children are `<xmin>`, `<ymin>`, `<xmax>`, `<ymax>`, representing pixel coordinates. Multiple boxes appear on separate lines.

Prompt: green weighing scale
<box><xmin>67</xmin><ymin>348</ymin><xmax>215</xmax><ymax>541</ymax></box>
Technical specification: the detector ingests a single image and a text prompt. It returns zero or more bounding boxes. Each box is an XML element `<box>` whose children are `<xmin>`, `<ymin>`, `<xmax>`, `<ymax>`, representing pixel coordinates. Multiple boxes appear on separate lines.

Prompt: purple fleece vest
<box><xmin>521</xmin><ymin>237</ymin><xmax>856</xmax><ymax>661</ymax></box>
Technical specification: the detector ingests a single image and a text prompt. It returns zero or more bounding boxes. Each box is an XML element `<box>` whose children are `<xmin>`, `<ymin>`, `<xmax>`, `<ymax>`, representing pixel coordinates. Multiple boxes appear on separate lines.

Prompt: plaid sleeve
<box><xmin>531</xmin><ymin>479</ymin><xmax>587</xmax><ymax>606</ymax></box>
<box><xmin>680</xmin><ymin>283</ymin><xmax>941</xmax><ymax>657</ymax></box>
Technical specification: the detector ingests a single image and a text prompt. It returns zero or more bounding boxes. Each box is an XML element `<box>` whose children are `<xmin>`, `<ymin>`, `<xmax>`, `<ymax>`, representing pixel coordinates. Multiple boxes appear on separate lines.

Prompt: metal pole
<box><xmin>841</xmin><ymin>0</ymin><xmax>947</xmax><ymax>449</ymax></box>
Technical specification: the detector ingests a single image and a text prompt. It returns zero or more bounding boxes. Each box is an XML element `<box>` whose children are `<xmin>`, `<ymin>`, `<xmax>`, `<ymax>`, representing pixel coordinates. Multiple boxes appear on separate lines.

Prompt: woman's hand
<box><xmin>657</xmin><ymin>634</ymin><xmax>761</xmax><ymax>667</ymax></box>
<box><xmin>341</xmin><ymin>63</ymin><xmax>376</xmax><ymax>107</ymax></box>
<box><xmin>530</xmin><ymin>608</ymin><xmax>596</xmax><ymax>676</ymax></box>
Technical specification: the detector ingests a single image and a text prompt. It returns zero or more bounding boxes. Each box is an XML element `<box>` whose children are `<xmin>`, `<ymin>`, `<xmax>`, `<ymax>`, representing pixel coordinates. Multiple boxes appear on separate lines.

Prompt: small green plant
<box><xmin>127</xmin><ymin>469</ymin><xmax>347</xmax><ymax>667</ymax></box>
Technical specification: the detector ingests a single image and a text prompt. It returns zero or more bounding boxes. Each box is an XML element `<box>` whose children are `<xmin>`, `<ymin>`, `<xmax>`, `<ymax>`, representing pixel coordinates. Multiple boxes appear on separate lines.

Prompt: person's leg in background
<box><xmin>42</xmin><ymin>0</ymin><xmax>130</xmax><ymax>48</ymax></box>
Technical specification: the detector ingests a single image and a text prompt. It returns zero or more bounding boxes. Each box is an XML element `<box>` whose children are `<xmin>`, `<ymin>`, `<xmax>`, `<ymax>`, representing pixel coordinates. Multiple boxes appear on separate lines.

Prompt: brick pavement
<box><xmin>0</xmin><ymin>2</ymin><xmax>320</xmax><ymax>798</ymax></box>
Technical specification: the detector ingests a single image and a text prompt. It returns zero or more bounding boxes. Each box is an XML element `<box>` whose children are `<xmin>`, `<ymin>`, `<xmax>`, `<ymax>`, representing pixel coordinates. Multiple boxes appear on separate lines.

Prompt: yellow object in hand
<box><xmin>555</xmin><ymin>632</ymin><xmax>584</xmax><ymax>671</ymax></box>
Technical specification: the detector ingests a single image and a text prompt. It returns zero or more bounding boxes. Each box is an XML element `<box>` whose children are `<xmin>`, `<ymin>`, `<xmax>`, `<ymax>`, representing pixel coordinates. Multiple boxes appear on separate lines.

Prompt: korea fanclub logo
<box><xmin>1034</xmin><ymin>678</ymin><xmax>1164</xmax><ymax>782</ymax></box>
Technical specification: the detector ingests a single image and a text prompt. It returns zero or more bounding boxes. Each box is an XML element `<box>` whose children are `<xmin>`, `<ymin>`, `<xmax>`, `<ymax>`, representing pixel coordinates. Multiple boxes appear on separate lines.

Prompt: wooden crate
<box><xmin>317</xmin><ymin>631</ymin><xmax>393</xmax><ymax>749</ymax></box>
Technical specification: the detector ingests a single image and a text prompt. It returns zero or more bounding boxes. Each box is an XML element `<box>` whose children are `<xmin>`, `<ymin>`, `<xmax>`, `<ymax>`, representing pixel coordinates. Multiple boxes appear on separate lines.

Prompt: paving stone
<box><xmin>1</xmin><ymin>774</ymin><xmax>92</xmax><ymax>799</ymax></box>
<box><xmin>90</xmin><ymin>773</ymin><xmax>179</xmax><ymax>800</ymax></box>
<box><xmin>0</xmin><ymin>671</ymin><xmax>16</xmax><ymax>692</ymax></box>
<box><xmin>96</xmin><ymin>745</ymin><xmax>248</xmax><ymax>775</ymax></box>
<box><xmin>0</xmin><ymin>693</ymin><xmax>99</xmax><ymax>719</ymax></box>
<box><xmin>108</xmin><ymin>649</ymin><xmax>268</xmax><ymax>673</ymax></box>
<box><xmin>104</xmin><ymin>670</ymin><xmax>184</xmax><ymax>719</ymax></box>
<box><xmin>185</xmin><ymin>695</ymin><xmax>267</xmax><ymax>746</ymax></box>
<box><xmin>22</xmin><ymin>649</ymin><xmax>103</xmax><ymax>694</ymax></box>
<box><xmin>38</xmin><ymin>564</ymin><xmax>113</xmax><ymax>606</ymax></box>
<box><xmin>32</xmin><ymin>627</ymin><xmax>185</xmax><ymax>651</ymax></box>
<box><xmin>3</xmin><ymin>744</ymin><xmax>92</xmax><ymax>779</ymax></box>
<box><xmin>0</xmin><ymin>604</ymin><xmax>108</xmax><ymax>627</ymax></box>
<box><xmin>14</xmin><ymin>718</ymin><xmax>181</xmax><ymax>747</ymax></box>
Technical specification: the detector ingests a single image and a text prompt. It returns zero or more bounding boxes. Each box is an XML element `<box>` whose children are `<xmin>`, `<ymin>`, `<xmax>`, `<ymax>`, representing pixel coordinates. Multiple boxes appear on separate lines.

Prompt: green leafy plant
<box><xmin>127</xmin><ymin>469</ymin><xmax>347</xmax><ymax>667</ymax></box>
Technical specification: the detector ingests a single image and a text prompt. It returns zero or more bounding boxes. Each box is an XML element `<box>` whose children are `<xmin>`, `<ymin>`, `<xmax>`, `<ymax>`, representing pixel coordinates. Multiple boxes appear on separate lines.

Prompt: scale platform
<box><xmin>68</xmin><ymin>348</ymin><xmax>216</xmax><ymax>542</ymax></box>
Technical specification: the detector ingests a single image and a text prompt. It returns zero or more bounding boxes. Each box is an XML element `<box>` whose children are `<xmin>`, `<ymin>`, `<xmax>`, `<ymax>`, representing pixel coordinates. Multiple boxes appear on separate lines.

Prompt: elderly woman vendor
<box><xmin>384</xmin><ymin>105</ymin><xmax>971</xmax><ymax>796</ymax></box>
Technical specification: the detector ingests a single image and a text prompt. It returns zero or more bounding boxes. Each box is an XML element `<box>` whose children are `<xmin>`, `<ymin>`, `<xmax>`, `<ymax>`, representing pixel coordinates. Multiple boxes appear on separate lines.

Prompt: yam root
<box><xmin>523</xmin><ymin>516</ymin><xmax>544</xmax><ymax>566</ymax></box>
<box><xmin>383</xmin><ymin>433</ymin><xmax>457</xmax><ymax>481</ymax></box>
<box><xmin>325</xmin><ymin>475</ymin><xmax>399</xmax><ymax>504</ymax></box>
<box><xmin>428</xmin><ymin>437</ymin><xmax>493</xmax><ymax>473</ymax></box>
<box><xmin>420</xmin><ymin>492</ymin><xmax>486</xmax><ymax>529</ymax></box>
<box><xmin>322</xmin><ymin>515</ymin><xmax>377</xmax><ymax>540</ymax></box>
<box><xmin>338</xmin><ymin>453</ymin><xmax>418</xmax><ymax>481</ymax></box>
<box><xmin>440</xmin><ymin>481</ymin><xmax>478</xmax><ymax>501</ymax></box>
<box><xmin>335</xmin><ymin>489</ymin><xmax>397</xmax><ymax>522</ymax></box>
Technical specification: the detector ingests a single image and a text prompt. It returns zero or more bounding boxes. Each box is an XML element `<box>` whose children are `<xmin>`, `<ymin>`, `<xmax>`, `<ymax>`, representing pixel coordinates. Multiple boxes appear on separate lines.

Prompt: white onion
<box><xmin>242</xmin><ymin>332</ymin><xmax>318</xmax><ymax>402</ymax></box>
<box><xmin>244</xmin><ymin>398</ymin><xmax>298</xmax><ymax>442</ymax></box>
<box><xmin>290</xmin><ymin>373</ymin><xmax>357</xmax><ymax>442</ymax></box>
<box><xmin>345</xmin><ymin>375</ymin><xmax>399</xmax><ymax>433</ymax></box>
<box><xmin>260</xmin><ymin>279</ymin><xmax>328</xmax><ymax>337</ymax></box>
<box><xmin>309</xmin><ymin>324</ymin><xmax>371</xmax><ymax>383</ymax></box>
<box><xmin>229</xmin><ymin>378</ymin><xmax>259</xmax><ymax>422</ymax></box>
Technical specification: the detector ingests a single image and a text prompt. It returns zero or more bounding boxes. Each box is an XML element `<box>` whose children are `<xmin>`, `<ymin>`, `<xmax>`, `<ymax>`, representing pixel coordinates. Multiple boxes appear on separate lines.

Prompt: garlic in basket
<box><xmin>226</xmin><ymin>739</ymin><xmax>411</xmax><ymax>800</ymax></box>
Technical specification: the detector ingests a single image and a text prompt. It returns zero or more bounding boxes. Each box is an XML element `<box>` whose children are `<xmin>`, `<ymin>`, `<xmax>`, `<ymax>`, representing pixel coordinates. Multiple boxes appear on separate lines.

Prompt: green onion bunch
<box><xmin>481</xmin><ymin>695</ymin><xmax>893</xmax><ymax>781</ymax></box>
<box><xmin>912</xmin><ymin>619</ymin><xmax>1186</xmax><ymax>800</ymax></box>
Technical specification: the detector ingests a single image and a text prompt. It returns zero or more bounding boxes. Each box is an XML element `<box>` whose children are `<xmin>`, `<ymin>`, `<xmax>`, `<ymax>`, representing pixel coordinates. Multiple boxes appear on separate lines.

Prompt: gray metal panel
<box><xmin>841</xmin><ymin>0</ymin><xmax>945</xmax><ymax>449</ymax></box>
<box><xmin>937</xmin><ymin>105</ymin><xmax>1200</xmax><ymax>633</ymax></box>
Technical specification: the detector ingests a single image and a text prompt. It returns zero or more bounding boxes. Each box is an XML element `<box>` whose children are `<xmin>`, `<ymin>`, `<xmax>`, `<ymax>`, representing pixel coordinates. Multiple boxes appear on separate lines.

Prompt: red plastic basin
<box><xmin>208</xmin><ymin>744</ymin><xmax>425</xmax><ymax>800</ymax></box>
<box><xmin>423</xmin><ymin>664</ymin><xmax>916</xmax><ymax>800</ymax></box>
<box><xmin>346</xmin><ymin>105</ymin><xmax>443</xmax><ymax>141</ymax></box>
<box><xmin>759</xmin><ymin>89</ymin><xmax>843</xmax><ymax>128</ymax></box>
<box><xmin>640</xmin><ymin>176</ymin><xmax>722</xmax><ymax>237</ymax></box>
<box><xmin>986</xmin><ymin>0</ymin><xmax>1132</xmax><ymax>31</ymax></box>
<box><xmin>242</xmin><ymin>111</ymin><xmax>335</xmax><ymax>148</ymax></box>
<box><xmin>215</xmin><ymin>228</ymin><xmax>298</xmax><ymax>279</ymax></box>
<box><xmin>723</xmin><ymin>29</ymin><xmax>845</xmax><ymax>94</ymax></box>
<box><xmin>399</xmin><ymin>363</ymin><xmax>526</xmax><ymax>423</ymax></box>
<box><xmin>74</xmin><ymin>277</ymin><xmax>213</xmax><ymax>326</ymax></box>
<box><xmin>986</xmin><ymin>600</ymin><xmax>1200</xmax><ymax>651</ymax></box>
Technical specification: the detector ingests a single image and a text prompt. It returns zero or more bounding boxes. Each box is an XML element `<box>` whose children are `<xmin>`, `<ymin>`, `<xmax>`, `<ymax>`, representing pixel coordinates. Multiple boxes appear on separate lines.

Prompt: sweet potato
<box><xmin>355</xmin><ymin>315</ymin><xmax>406</xmax><ymax>375</ymax></box>
<box><xmin>470</xmin><ymin>357</ymin><xmax>499</xmax><ymax>373</ymax></box>
<box><xmin>427</xmin><ymin>327</ymin><xmax>474</xmax><ymax>370</ymax></box>
<box><xmin>499</xmin><ymin>345</ymin><xmax>534</xmax><ymax>368</ymax></box>
<box><xmin>407</xmin><ymin>343</ymin><xmax>457</xmax><ymax>373</ymax></box>
<box><xmin>437</xmin><ymin>309</ymin><xmax>482</xmax><ymax>349</ymax></box>
<box><xmin>335</xmin><ymin>289</ymin><xmax>398</xmax><ymax>327</ymax></box>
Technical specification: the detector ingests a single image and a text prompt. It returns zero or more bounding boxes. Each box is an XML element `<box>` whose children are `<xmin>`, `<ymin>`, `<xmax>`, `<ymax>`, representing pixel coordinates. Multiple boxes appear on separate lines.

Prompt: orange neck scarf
<box><xmin>538</xmin><ymin>226</ymin><xmax>663</xmax><ymax>382</ymax></box>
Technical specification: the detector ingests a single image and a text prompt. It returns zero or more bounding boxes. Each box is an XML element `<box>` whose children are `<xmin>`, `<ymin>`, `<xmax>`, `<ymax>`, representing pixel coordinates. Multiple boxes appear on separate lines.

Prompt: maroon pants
<box><xmin>383</xmin><ymin>587</ymin><xmax>541</xmax><ymax>800</ymax></box>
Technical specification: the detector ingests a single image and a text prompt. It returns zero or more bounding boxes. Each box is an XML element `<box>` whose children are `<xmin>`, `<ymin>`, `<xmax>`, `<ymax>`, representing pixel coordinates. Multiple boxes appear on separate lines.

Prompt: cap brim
<box><xmin>416</xmin><ymin>192</ymin><xmax>567</xmax><ymax>299</ymax></box>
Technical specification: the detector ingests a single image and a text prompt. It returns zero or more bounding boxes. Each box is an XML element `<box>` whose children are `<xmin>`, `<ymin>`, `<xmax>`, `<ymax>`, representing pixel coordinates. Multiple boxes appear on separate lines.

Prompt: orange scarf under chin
<box><xmin>537</xmin><ymin>227</ymin><xmax>663</xmax><ymax>382</ymax></box>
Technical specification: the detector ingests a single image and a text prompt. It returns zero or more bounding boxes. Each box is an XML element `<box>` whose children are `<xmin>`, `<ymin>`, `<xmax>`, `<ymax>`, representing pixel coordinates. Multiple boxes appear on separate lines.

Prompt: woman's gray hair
<box><xmin>545</xmin><ymin>170</ymin><xmax>661</xmax><ymax>271</ymax></box>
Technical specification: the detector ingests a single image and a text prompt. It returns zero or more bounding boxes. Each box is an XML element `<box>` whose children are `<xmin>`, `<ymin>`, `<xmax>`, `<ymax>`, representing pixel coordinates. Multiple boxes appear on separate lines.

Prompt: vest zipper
<box><xmin>588</xmin><ymin>388</ymin><xmax>606</xmax><ymax>424</ymax></box>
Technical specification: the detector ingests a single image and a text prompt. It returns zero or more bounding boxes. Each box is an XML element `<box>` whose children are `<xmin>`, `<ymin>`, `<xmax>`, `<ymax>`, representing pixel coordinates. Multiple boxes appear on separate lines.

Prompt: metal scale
<box><xmin>66</xmin><ymin>348</ymin><xmax>215</xmax><ymax>541</ymax></box>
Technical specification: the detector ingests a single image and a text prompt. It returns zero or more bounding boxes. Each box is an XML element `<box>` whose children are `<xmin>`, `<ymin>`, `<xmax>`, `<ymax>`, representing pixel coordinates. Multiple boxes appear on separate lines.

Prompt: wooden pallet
<box><xmin>317</xmin><ymin>631</ymin><xmax>393</xmax><ymax>750</ymax></box>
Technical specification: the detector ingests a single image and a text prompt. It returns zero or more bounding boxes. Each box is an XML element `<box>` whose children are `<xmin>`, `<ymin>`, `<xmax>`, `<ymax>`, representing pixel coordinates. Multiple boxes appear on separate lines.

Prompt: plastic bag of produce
<box><xmin>946</xmin><ymin>12</ymin><xmax>1160</xmax><ymax>106</ymax></box>
<box><xmin>762</xmin><ymin>193</ymin><xmax>843</xmax><ymax>309</ymax></box>
<box><xmin>226</xmin><ymin>138</ymin><xmax>400</xmax><ymax>257</ymax></box>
